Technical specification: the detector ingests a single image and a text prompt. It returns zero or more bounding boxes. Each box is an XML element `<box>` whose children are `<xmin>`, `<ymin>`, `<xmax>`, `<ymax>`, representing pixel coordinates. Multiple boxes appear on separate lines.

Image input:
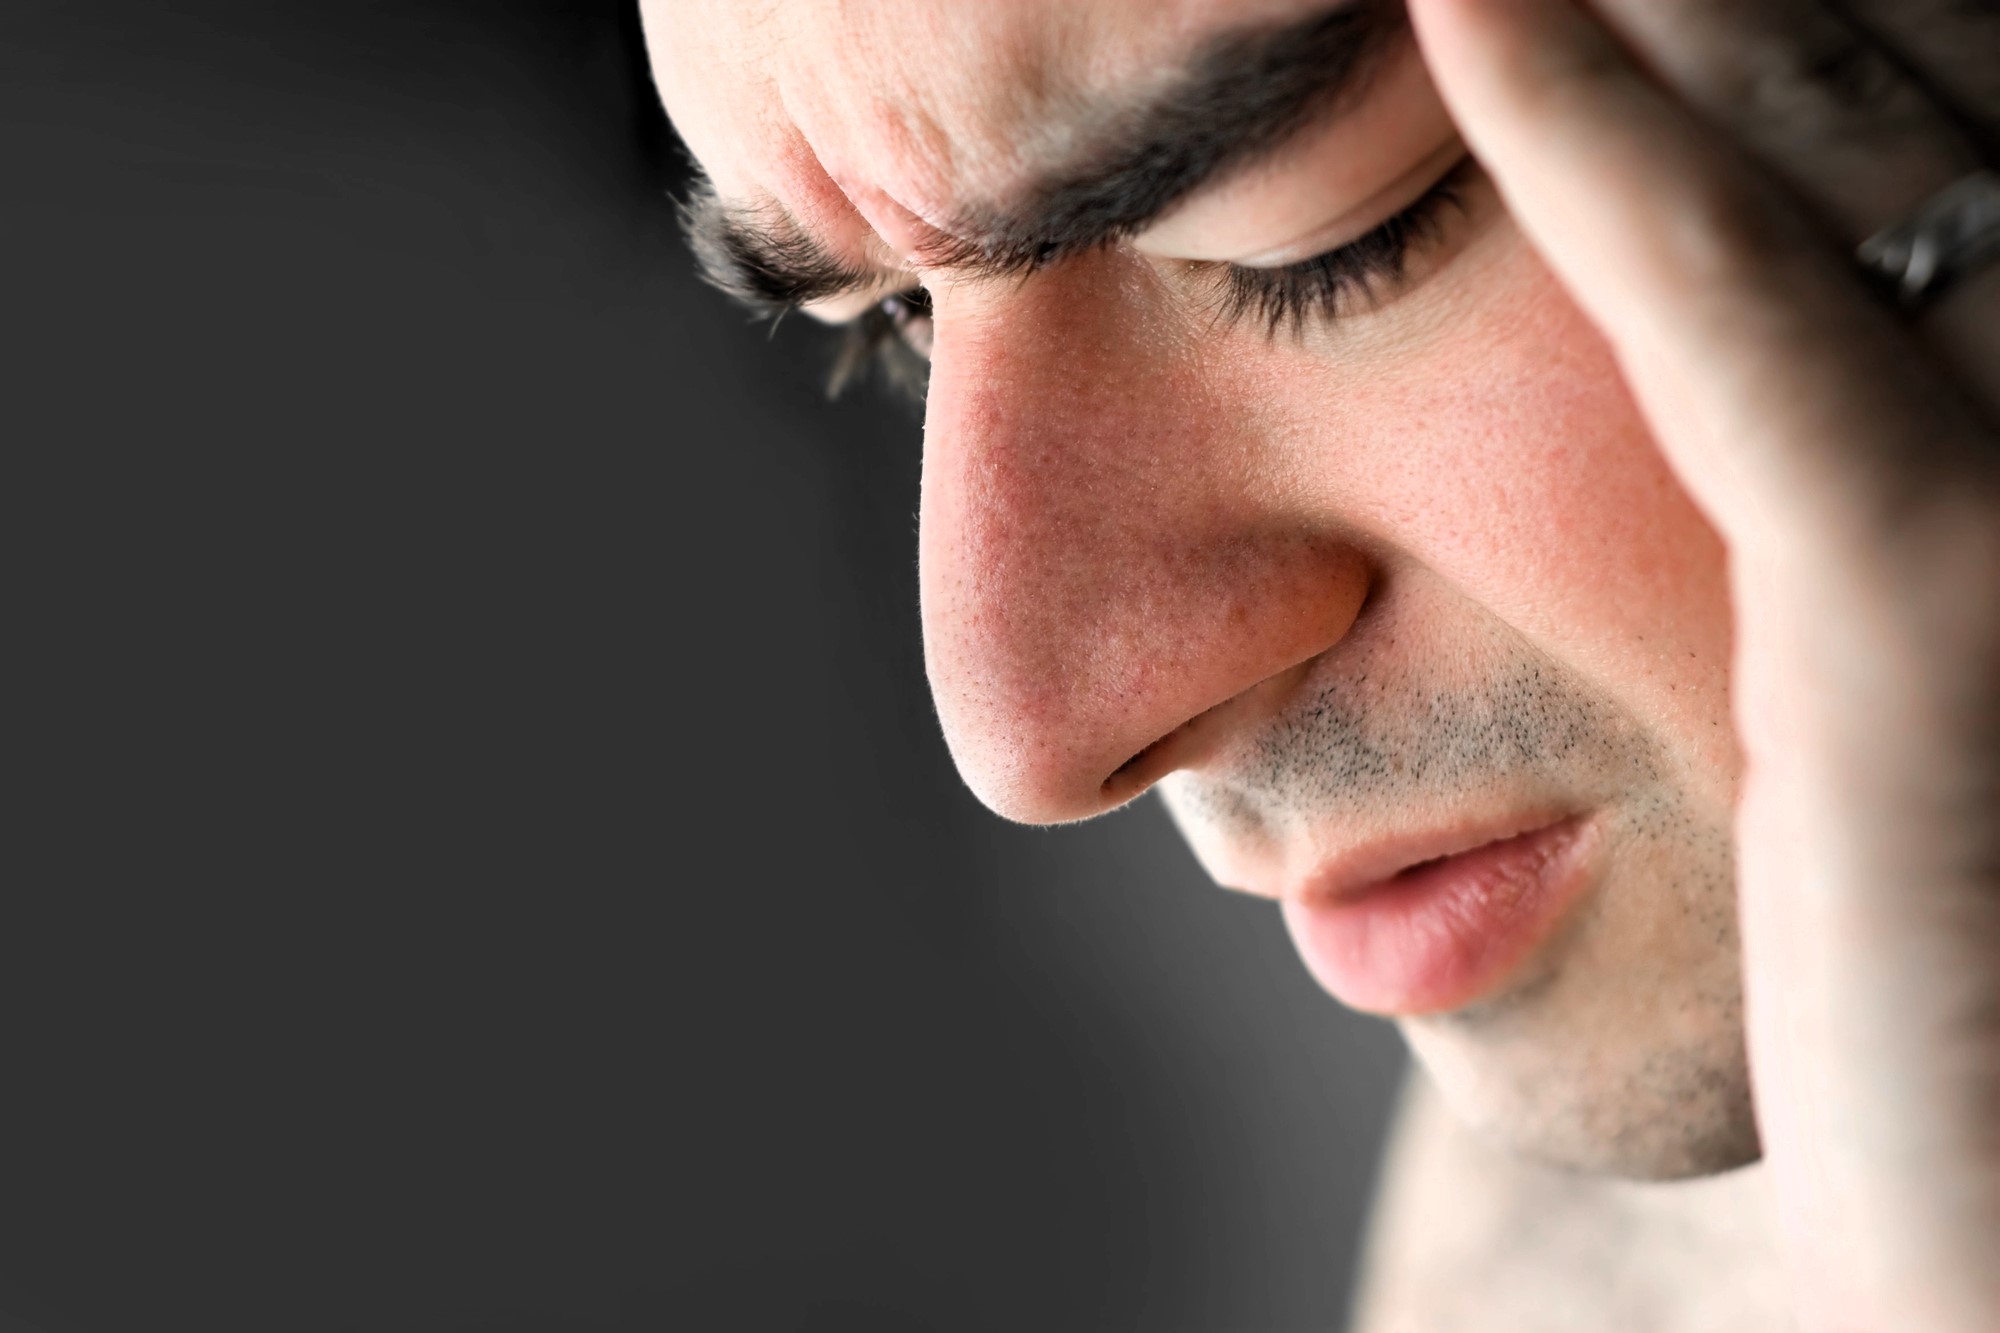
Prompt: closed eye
<box><xmin>1211</xmin><ymin>154</ymin><xmax>1477</xmax><ymax>337</ymax></box>
<box><xmin>826</xmin><ymin>154</ymin><xmax>1478</xmax><ymax>399</ymax></box>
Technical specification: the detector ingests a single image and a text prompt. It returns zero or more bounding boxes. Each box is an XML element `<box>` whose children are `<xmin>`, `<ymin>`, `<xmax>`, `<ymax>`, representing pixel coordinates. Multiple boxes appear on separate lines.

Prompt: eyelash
<box><xmin>1215</xmin><ymin>157</ymin><xmax>1475</xmax><ymax>336</ymax></box>
<box><xmin>829</xmin><ymin>156</ymin><xmax>1475</xmax><ymax>399</ymax></box>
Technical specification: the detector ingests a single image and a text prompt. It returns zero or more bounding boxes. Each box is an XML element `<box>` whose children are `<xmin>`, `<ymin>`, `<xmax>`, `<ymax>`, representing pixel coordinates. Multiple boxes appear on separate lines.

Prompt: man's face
<box><xmin>646</xmin><ymin>0</ymin><xmax>1755</xmax><ymax>1179</ymax></box>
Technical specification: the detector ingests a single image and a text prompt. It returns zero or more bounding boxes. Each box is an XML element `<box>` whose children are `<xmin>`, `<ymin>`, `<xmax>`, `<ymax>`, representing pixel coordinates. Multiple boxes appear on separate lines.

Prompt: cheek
<box><xmin>1256</xmin><ymin>242</ymin><xmax>1738</xmax><ymax>795</ymax></box>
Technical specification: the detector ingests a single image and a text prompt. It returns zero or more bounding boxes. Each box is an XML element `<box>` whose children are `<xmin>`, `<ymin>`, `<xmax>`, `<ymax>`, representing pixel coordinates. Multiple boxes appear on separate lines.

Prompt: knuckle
<box><xmin>1844</xmin><ymin>0</ymin><xmax>2000</xmax><ymax>119</ymax></box>
<box><xmin>1688</xmin><ymin>16</ymin><xmax>1925</xmax><ymax>146</ymax></box>
<box><xmin>1781</xmin><ymin>27</ymin><xmax>1901</xmax><ymax>113</ymax></box>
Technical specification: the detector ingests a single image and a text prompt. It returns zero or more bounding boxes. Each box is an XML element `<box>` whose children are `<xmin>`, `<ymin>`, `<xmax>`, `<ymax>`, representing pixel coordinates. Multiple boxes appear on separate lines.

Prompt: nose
<box><xmin>918</xmin><ymin>253</ymin><xmax>1372</xmax><ymax>824</ymax></box>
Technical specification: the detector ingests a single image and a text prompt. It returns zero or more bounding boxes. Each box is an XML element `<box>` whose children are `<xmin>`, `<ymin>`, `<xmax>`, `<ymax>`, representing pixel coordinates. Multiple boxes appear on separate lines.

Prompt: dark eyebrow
<box><xmin>682</xmin><ymin>0</ymin><xmax>1408</xmax><ymax>314</ymax></box>
<box><xmin>678</xmin><ymin>180</ymin><xmax>878</xmax><ymax>314</ymax></box>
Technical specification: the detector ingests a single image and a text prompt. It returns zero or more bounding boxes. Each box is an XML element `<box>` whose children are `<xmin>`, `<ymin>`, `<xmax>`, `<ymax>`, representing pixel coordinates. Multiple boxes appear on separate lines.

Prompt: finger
<box><xmin>1581</xmin><ymin>0</ymin><xmax>2000</xmax><ymax>407</ymax></box>
<box><xmin>1836</xmin><ymin>0</ymin><xmax>2000</xmax><ymax>402</ymax></box>
<box><xmin>1407</xmin><ymin>0</ymin><xmax>1994</xmax><ymax>556</ymax></box>
<box><xmin>1583</xmin><ymin>0</ymin><xmax>1984</xmax><ymax>240</ymax></box>
<box><xmin>1839</xmin><ymin>0</ymin><xmax>2000</xmax><ymax>131</ymax></box>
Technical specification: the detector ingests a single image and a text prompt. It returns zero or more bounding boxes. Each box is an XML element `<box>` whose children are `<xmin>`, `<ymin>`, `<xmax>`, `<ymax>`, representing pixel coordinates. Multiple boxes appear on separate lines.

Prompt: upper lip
<box><xmin>1282</xmin><ymin>810</ymin><xmax>1581</xmax><ymax>906</ymax></box>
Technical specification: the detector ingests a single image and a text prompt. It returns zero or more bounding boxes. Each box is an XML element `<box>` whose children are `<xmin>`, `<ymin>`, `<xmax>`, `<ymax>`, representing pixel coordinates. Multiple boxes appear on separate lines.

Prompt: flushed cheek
<box><xmin>1262</xmin><ymin>246</ymin><xmax>1738</xmax><ymax>796</ymax></box>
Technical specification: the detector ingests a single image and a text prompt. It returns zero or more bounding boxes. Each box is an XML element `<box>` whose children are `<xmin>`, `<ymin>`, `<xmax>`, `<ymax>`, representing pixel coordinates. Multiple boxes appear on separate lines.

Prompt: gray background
<box><xmin>2</xmin><ymin>3</ymin><xmax>1406</xmax><ymax>1330</ymax></box>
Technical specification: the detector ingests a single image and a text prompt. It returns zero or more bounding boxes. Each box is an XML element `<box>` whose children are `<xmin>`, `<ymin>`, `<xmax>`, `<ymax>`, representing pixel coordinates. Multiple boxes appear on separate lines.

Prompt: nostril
<box><xmin>1097</xmin><ymin>652</ymin><xmax>1328</xmax><ymax>809</ymax></box>
<box><xmin>1101</xmin><ymin>732</ymin><xmax>1175</xmax><ymax>806</ymax></box>
<box><xmin>1104</xmin><ymin>736</ymin><xmax>1168</xmax><ymax>800</ymax></box>
<box><xmin>1099</xmin><ymin>700</ymin><xmax>1227</xmax><ymax>806</ymax></box>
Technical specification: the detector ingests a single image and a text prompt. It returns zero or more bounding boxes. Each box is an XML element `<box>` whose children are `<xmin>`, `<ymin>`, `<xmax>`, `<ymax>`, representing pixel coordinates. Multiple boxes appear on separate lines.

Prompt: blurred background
<box><xmin>1</xmin><ymin>4</ymin><xmax>1405</xmax><ymax>1330</ymax></box>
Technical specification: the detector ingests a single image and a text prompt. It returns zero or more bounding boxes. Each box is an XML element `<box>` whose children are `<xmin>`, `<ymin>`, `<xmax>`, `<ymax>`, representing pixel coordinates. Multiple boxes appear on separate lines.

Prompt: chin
<box><xmin>1436</xmin><ymin>1051</ymin><xmax>1763</xmax><ymax>1181</ymax></box>
<box><xmin>1386</xmin><ymin>794</ymin><xmax>1763</xmax><ymax>1180</ymax></box>
<box><xmin>1399</xmin><ymin>972</ymin><xmax>1764</xmax><ymax>1181</ymax></box>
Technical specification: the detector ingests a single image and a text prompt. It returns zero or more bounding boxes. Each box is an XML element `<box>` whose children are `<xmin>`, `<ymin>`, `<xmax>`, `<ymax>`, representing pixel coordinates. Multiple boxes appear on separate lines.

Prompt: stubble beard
<box><xmin>1161</xmin><ymin>586</ymin><xmax>1759</xmax><ymax>1179</ymax></box>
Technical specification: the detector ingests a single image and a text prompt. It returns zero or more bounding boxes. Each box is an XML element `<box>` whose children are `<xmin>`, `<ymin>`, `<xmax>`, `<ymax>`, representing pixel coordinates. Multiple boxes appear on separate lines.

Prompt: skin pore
<box><xmin>1165</xmin><ymin>594</ymin><xmax>1754</xmax><ymax>1178</ymax></box>
<box><xmin>644</xmin><ymin>0</ymin><xmax>1752</xmax><ymax>1181</ymax></box>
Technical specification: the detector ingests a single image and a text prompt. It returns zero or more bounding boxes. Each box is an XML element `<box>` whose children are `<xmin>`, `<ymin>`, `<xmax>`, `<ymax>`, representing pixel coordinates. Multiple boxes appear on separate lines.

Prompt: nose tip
<box><xmin>923</xmin><ymin>527</ymin><xmax>1371</xmax><ymax>825</ymax></box>
<box><xmin>913</xmin><ymin>252</ymin><xmax>1371</xmax><ymax>825</ymax></box>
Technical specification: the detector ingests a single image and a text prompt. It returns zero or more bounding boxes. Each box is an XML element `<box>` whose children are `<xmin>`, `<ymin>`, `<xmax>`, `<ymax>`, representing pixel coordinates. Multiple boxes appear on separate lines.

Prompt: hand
<box><xmin>1407</xmin><ymin>1</ymin><xmax>2000</xmax><ymax>1328</ymax></box>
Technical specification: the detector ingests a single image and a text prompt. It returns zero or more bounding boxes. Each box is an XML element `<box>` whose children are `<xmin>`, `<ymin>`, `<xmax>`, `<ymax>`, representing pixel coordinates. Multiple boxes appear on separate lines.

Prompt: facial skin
<box><xmin>645</xmin><ymin>0</ymin><xmax>1755</xmax><ymax>1179</ymax></box>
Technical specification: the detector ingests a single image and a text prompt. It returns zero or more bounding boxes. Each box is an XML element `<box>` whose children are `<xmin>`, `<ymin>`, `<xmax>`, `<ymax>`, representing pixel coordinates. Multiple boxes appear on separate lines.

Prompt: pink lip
<box><xmin>1279</xmin><ymin>814</ymin><xmax>1602</xmax><ymax>1016</ymax></box>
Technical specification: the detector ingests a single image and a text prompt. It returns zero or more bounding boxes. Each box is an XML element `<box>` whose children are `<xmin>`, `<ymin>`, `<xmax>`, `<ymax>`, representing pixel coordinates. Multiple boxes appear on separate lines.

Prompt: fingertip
<box><xmin>1403</xmin><ymin>0</ymin><xmax>1478</xmax><ymax>76</ymax></box>
<box><xmin>1411</xmin><ymin>0</ymin><xmax>1630</xmax><ymax>118</ymax></box>
<box><xmin>1407</xmin><ymin>0</ymin><xmax>1540</xmax><ymax>154</ymax></box>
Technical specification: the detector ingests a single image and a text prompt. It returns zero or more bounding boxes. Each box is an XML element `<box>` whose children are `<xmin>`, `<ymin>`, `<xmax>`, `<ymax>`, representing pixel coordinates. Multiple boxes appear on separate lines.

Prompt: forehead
<box><xmin>643</xmin><ymin>0</ymin><xmax>1348</xmax><ymax>240</ymax></box>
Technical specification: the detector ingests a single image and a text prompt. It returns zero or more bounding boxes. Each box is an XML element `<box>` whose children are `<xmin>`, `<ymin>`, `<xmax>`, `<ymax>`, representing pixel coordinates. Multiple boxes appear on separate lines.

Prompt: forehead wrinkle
<box><xmin>672</xmin><ymin>0</ymin><xmax>1407</xmax><ymax>300</ymax></box>
<box><xmin>764</xmin><ymin>113</ymin><xmax>887</xmax><ymax>251</ymax></box>
<box><xmin>775</xmin><ymin>6</ymin><xmax>1063</xmax><ymax>242</ymax></box>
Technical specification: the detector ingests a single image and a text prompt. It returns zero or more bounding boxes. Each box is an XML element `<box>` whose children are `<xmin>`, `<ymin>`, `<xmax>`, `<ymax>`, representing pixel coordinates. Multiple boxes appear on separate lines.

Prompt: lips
<box><xmin>1278</xmin><ymin>814</ymin><xmax>1603</xmax><ymax>1016</ymax></box>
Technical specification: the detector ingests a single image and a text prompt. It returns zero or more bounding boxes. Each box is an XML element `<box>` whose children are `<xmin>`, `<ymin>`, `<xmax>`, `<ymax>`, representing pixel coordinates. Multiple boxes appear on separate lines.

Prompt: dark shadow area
<box><xmin>1</xmin><ymin>5</ymin><xmax>1405</xmax><ymax>1330</ymax></box>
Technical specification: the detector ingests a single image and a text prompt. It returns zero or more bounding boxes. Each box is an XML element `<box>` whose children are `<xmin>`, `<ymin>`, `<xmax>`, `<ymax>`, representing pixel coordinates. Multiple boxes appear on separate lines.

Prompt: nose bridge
<box><xmin>919</xmin><ymin>261</ymin><xmax>1369</xmax><ymax>824</ymax></box>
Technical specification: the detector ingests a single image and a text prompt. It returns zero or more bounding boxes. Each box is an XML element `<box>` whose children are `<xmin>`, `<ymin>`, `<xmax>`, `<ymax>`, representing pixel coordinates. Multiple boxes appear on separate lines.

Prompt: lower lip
<box><xmin>1280</xmin><ymin>816</ymin><xmax>1602</xmax><ymax>1016</ymax></box>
